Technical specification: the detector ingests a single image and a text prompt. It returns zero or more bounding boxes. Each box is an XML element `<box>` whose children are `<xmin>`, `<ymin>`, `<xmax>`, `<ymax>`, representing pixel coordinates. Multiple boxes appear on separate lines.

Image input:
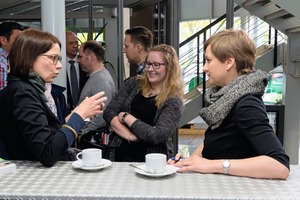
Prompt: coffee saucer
<box><xmin>134</xmin><ymin>164</ymin><xmax>178</xmax><ymax>177</ymax></box>
<box><xmin>72</xmin><ymin>159</ymin><xmax>112</xmax><ymax>171</ymax></box>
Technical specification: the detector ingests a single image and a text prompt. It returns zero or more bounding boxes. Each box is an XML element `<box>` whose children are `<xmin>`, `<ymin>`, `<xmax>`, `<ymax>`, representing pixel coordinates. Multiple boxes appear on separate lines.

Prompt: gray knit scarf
<box><xmin>28</xmin><ymin>70</ymin><xmax>47</xmax><ymax>101</ymax></box>
<box><xmin>199</xmin><ymin>70</ymin><xmax>269</xmax><ymax>130</ymax></box>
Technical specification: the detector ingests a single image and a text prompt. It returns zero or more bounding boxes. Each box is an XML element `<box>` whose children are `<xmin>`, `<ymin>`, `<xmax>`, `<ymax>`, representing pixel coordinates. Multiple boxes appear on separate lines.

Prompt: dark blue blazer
<box><xmin>51</xmin><ymin>84</ymin><xmax>70</xmax><ymax>124</ymax></box>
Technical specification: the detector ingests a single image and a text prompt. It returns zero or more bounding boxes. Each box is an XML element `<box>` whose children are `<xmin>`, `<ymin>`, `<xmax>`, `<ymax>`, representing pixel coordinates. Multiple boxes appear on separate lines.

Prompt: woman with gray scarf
<box><xmin>169</xmin><ymin>29</ymin><xmax>289</xmax><ymax>180</ymax></box>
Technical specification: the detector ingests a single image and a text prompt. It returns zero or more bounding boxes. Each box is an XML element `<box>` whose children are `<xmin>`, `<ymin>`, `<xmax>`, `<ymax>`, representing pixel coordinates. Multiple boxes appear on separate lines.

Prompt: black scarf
<box><xmin>199</xmin><ymin>70</ymin><xmax>269</xmax><ymax>130</ymax></box>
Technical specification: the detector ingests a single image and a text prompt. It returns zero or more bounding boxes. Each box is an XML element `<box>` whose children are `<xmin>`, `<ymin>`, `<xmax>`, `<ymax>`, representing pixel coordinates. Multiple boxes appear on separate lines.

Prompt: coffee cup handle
<box><xmin>76</xmin><ymin>152</ymin><xmax>83</xmax><ymax>161</ymax></box>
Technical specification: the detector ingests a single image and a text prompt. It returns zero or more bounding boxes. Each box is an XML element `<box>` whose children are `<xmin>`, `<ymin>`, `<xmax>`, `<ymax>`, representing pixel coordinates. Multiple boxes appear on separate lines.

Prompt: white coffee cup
<box><xmin>145</xmin><ymin>153</ymin><xmax>167</xmax><ymax>174</ymax></box>
<box><xmin>76</xmin><ymin>148</ymin><xmax>102</xmax><ymax>167</ymax></box>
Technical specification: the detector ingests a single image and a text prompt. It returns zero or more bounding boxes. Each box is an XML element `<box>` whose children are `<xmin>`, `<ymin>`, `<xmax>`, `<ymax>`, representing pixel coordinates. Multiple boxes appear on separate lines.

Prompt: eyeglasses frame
<box><xmin>144</xmin><ymin>61</ymin><xmax>167</xmax><ymax>70</ymax></box>
<box><xmin>42</xmin><ymin>54</ymin><xmax>62</xmax><ymax>65</ymax></box>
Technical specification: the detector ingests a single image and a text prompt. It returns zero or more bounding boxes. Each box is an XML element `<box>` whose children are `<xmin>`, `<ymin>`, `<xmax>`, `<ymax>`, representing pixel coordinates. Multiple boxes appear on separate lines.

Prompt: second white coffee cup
<box><xmin>145</xmin><ymin>153</ymin><xmax>167</xmax><ymax>174</ymax></box>
<box><xmin>76</xmin><ymin>148</ymin><xmax>102</xmax><ymax>167</ymax></box>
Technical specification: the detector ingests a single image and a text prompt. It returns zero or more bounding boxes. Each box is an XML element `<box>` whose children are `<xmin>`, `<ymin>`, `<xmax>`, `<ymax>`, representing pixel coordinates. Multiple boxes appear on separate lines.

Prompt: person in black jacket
<box><xmin>168</xmin><ymin>29</ymin><xmax>289</xmax><ymax>180</ymax></box>
<box><xmin>0</xmin><ymin>28</ymin><xmax>107</xmax><ymax>167</ymax></box>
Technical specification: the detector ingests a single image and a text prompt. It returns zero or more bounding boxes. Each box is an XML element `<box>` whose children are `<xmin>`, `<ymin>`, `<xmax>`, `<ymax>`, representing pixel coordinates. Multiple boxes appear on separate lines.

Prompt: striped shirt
<box><xmin>0</xmin><ymin>47</ymin><xmax>8</xmax><ymax>90</ymax></box>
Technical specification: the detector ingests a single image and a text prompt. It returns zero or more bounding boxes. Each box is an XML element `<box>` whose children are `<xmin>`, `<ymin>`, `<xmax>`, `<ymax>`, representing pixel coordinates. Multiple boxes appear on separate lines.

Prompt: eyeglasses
<box><xmin>42</xmin><ymin>54</ymin><xmax>62</xmax><ymax>65</ymax></box>
<box><xmin>144</xmin><ymin>62</ymin><xmax>166</xmax><ymax>69</ymax></box>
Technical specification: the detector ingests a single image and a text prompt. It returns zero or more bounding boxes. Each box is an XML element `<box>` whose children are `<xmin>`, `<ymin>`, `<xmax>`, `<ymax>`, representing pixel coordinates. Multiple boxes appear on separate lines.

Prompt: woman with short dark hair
<box><xmin>0</xmin><ymin>28</ymin><xmax>107</xmax><ymax>167</ymax></box>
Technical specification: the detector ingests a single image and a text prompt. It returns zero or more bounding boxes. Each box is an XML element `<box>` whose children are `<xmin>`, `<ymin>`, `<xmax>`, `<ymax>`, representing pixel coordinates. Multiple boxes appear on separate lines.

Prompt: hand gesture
<box><xmin>73</xmin><ymin>91</ymin><xmax>107</xmax><ymax>120</ymax></box>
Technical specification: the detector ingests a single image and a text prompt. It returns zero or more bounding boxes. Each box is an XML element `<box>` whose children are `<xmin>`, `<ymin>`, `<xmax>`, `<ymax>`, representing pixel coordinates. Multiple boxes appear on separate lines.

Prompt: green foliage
<box><xmin>67</xmin><ymin>22</ymin><xmax>108</xmax><ymax>44</ymax></box>
<box><xmin>94</xmin><ymin>22</ymin><xmax>107</xmax><ymax>41</ymax></box>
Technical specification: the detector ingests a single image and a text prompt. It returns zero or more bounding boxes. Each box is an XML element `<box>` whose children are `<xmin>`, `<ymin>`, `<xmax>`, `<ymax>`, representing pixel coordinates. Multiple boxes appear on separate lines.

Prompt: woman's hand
<box><xmin>173</xmin><ymin>154</ymin><xmax>222</xmax><ymax>174</ymax></box>
<box><xmin>167</xmin><ymin>150</ymin><xmax>216</xmax><ymax>174</ymax></box>
<box><xmin>72</xmin><ymin>91</ymin><xmax>107</xmax><ymax>120</ymax></box>
<box><xmin>167</xmin><ymin>153</ymin><xmax>185</xmax><ymax>165</ymax></box>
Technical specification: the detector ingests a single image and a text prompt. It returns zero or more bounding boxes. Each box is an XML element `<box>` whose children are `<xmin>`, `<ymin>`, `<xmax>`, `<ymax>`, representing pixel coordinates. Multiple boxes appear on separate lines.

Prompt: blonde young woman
<box><xmin>168</xmin><ymin>29</ymin><xmax>289</xmax><ymax>180</ymax></box>
<box><xmin>104</xmin><ymin>44</ymin><xmax>184</xmax><ymax>162</ymax></box>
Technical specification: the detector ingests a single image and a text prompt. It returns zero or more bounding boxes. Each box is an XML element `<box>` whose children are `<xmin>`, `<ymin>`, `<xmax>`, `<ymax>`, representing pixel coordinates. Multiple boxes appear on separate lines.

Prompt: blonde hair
<box><xmin>204</xmin><ymin>29</ymin><xmax>256</xmax><ymax>75</ymax></box>
<box><xmin>138</xmin><ymin>44</ymin><xmax>184</xmax><ymax>108</ymax></box>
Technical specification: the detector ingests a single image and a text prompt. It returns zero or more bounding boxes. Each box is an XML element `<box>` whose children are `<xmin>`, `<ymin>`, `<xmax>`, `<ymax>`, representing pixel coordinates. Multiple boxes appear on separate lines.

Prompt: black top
<box><xmin>116</xmin><ymin>92</ymin><xmax>157</xmax><ymax>162</ymax></box>
<box><xmin>103</xmin><ymin>77</ymin><xmax>184</xmax><ymax>161</ymax></box>
<box><xmin>202</xmin><ymin>94</ymin><xmax>290</xmax><ymax>169</ymax></box>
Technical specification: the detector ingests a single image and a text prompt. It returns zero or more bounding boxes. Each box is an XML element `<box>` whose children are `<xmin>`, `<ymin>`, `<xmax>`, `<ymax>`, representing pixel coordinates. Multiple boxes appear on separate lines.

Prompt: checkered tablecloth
<box><xmin>0</xmin><ymin>161</ymin><xmax>299</xmax><ymax>200</ymax></box>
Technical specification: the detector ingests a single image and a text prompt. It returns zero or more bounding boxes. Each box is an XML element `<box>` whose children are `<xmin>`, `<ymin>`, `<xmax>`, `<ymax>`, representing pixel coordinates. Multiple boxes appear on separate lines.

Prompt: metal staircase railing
<box><xmin>180</xmin><ymin>6</ymin><xmax>286</xmax><ymax>95</ymax></box>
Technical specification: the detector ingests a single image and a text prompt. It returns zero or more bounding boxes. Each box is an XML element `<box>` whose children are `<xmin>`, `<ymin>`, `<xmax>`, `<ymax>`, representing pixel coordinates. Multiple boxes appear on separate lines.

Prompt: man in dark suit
<box><xmin>65</xmin><ymin>31</ymin><xmax>88</xmax><ymax>111</ymax></box>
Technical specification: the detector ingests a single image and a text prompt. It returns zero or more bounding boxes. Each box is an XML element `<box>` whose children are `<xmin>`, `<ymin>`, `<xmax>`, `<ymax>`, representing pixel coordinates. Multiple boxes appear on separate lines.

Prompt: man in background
<box><xmin>66</xmin><ymin>31</ymin><xmax>88</xmax><ymax>110</ymax></box>
<box><xmin>0</xmin><ymin>21</ymin><xmax>24</xmax><ymax>90</ymax></box>
<box><xmin>123</xmin><ymin>26</ymin><xmax>153</xmax><ymax>76</ymax></box>
<box><xmin>77</xmin><ymin>40</ymin><xmax>115</xmax><ymax>135</ymax></box>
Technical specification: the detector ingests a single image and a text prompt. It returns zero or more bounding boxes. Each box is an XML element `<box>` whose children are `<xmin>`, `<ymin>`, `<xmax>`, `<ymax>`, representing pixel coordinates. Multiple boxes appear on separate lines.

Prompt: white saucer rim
<box><xmin>72</xmin><ymin>159</ymin><xmax>112</xmax><ymax>170</ymax></box>
<box><xmin>134</xmin><ymin>164</ymin><xmax>177</xmax><ymax>177</ymax></box>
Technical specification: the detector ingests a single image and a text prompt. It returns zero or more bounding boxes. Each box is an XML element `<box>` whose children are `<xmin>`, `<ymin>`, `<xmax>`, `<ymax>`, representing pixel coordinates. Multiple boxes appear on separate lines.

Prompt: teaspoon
<box><xmin>129</xmin><ymin>163</ymin><xmax>155</xmax><ymax>174</ymax></box>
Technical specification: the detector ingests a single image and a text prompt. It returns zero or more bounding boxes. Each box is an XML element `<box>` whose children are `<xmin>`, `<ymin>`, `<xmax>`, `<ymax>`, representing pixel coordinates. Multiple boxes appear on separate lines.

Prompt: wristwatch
<box><xmin>222</xmin><ymin>160</ymin><xmax>231</xmax><ymax>175</ymax></box>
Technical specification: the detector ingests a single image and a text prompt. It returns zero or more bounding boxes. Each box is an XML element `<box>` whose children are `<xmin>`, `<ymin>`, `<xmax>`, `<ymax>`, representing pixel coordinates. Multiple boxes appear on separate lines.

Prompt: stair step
<box><xmin>261</xmin><ymin>0</ymin><xmax>274</xmax><ymax>7</ymax></box>
<box><xmin>243</xmin><ymin>0</ymin><xmax>273</xmax><ymax>7</ymax></box>
<box><xmin>243</xmin><ymin>0</ymin><xmax>264</xmax><ymax>7</ymax></box>
<box><xmin>256</xmin><ymin>44</ymin><xmax>273</xmax><ymax>56</ymax></box>
<box><xmin>286</xmin><ymin>26</ymin><xmax>300</xmax><ymax>33</ymax></box>
<box><xmin>264</xmin><ymin>9</ymin><xmax>289</xmax><ymax>20</ymax></box>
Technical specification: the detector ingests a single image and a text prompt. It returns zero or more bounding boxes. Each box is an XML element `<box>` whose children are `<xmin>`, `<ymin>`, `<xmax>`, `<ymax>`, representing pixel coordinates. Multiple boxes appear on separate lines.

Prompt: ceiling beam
<box><xmin>0</xmin><ymin>12</ymin><xmax>107</xmax><ymax>21</ymax></box>
<box><xmin>0</xmin><ymin>0</ymin><xmax>31</xmax><ymax>12</ymax></box>
<box><xmin>0</xmin><ymin>14</ymin><xmax>40</xmax><ymax>21</ymax></box>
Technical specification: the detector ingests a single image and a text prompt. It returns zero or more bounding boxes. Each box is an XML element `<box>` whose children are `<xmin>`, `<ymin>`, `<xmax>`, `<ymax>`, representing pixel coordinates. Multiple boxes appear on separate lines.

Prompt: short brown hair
<box><xmin>125</xmin><ymin>26</ymin><xmax>153</xmax><ymax>51</ymax></box>
<box><xmin>9</xmin><ymin>28</ymin><xmax>61</xmax><ymax>77</ymax></box>
<box><xmin>204</xmin><ymin>29</ymin><xmax>256</xmax><ymax>74</ymax></box>
<box><xmin>81</xmin><ymin>40</ymin><xmax>105</xmax><ymax>62</ymax></box>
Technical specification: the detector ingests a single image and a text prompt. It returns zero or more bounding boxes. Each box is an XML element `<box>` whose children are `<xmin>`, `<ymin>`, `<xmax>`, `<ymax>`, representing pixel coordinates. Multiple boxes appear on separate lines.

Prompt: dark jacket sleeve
<box><xmin>103</xmin><ymin>77</ymin><xmax>137</xmax><ymax>125</ymax></box>
<box><xmin>235</xmin><ymin>95</ymin><xmax>290</xmax><ymax>169</ymax></box>
<box><xmin>131</xmin><ymin>97</ymin><xmax>184</xmax><ymax>145</ymax></box>
<box><xmin>13</xmin><ymin>85</ymin><xmax>83</xmax><ymax>167</ymax></box>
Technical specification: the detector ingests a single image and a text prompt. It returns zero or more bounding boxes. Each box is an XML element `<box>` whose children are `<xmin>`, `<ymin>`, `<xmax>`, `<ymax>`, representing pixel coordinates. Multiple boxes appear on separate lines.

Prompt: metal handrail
<box><xmin>179</xmin><ymin>6</ymin><xmax>241</xmax><ymax>48</ymax></box>
<box><xmin>180</xmin><ymin>6</ymin><xmax>285</xmax><ymax>97</ymax></box>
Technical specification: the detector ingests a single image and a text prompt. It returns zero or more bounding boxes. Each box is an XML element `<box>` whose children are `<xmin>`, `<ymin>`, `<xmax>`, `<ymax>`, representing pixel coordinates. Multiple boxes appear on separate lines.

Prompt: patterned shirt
<box><xmin>0</xmin><ymin>47</ymin><xmax>9</xmax><ymax>90</ymax></box>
